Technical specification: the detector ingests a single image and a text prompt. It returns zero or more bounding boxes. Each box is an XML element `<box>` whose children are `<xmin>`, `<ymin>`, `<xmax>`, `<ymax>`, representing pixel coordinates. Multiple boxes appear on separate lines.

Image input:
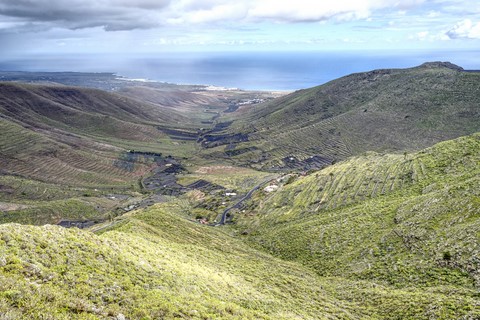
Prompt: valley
<box><xmin>0</xmin><ymin>63</ymin><xmax>480</xmax><ymax>319</ymax></box>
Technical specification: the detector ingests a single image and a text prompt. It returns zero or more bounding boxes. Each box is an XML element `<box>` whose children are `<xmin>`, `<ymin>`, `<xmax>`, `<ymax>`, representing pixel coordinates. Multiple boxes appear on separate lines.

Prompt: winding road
<box><xmin>218</xmin><ymin>175</ymin><xmax>278</xmax><ymax>225</ymax></box>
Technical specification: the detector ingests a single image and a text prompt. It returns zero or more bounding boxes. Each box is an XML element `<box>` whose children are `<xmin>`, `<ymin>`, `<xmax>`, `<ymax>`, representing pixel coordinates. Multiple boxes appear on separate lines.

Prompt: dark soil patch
<box><xmin>199</xmin><ymin>133</ymin><xmax>249</xmax><ymax>148</ymax></box>
<box><xmin>160</xmin><ymin>128</ymin><xmax>198</xmax><ymax>141</ymax></box>
<box><xmin>0</xmin><ymin>185</ymin><xmax>14</xmax><ymax>194</ymax></box>
<box><xmin>211</xmin><ymin>121</ymin><xmax>233</xmax><ymax>132</ymax></box>
<box><xmin>224</xmin><ymin>144</ymin><xmax>237</xmax><ymax>151</ymax></box>
<box><xmin>224</xmin><ymin>104</ymin><xmax>239</xmax><ymax>113</ymax></box>
<box><xmin>225</xmin><ymin>146</ymin><xmax>259</xmax><ymax>157</ymax></box>
<box><xmin>57</xmin><ymin>220</ymin><xmax>99</xmax><ymax>229</ymax></box>
<box><xmin>114</xmin><ymin>151</ymin><xmax>163</xmax><ymax>172</ymax></box>
<box><xmin>187</xmin><ymin>179</ymin><xmax>225</xmax><ymax>192</ymax></box>
<box><xmin>142</xmin><ymin>157</ymin><xmax>188</xmax><ymax>196</ymax></box>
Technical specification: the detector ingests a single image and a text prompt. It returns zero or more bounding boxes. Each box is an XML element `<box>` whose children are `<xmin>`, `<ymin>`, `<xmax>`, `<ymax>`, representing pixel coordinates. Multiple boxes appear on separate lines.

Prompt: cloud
<box><xmin>446</xmin><ymin>19</ymin><xmax>480</xmax><ymax>39</ymax></box>
<box><xmin>248</xmin><ymin>0</ymin><xmax>425</xmax><ymax>23</ymax></box>
<box><xmin>168</xmin><ymin>2</ymin><xmax>249</xmax><ymax>24</ymax></box>
<box><xmin>432</xmin><ymin>0</ymin><xmax>480</xmax><ymax>15</ymax></box>
<box><xmin>0</xmin><ymin>0</ymin><xmax>427</xmax><ymax>32</ymax></box>
<box><xmin>409</xmin><ymin>29</ymin><xmax>450</xmax><ymax>41</ymax></box>
<box><xmin>426</xmin><ymin>11</ymin><xmax>441</xmax><ymax>18</ymax></box>
<box><xmin>172</xmin><ymin>0</ymin><xmax>426</xmax><ymax>24</ymax></box>
<box><xmin>416</xmin><ymin>31</ymin><xmax>430</xmax><ymax>40</ymax></box>
<box><xmin>0</xmin><ymin>0</ymin><xmax>171</xmax><ymax>31</ymax></box>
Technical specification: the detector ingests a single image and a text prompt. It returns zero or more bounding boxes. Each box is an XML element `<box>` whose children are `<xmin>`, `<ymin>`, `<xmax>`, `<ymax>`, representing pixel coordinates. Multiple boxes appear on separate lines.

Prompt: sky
<box><xmin>0</xmin><ymin>0</ymin><xmax>479</xmax><ymax>55</ymax></box>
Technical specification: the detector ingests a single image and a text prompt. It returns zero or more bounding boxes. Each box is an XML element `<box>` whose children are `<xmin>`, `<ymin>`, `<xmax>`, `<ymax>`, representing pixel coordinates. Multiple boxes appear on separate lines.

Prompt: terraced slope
<box><xmin>0</xmin><ymin>82</ymin><xmax>203</xmax><ymax>224</ymax></box>
<box><xmin>220</xmin><ymin>62</ymin><xmax>480</xmax><ymax>169</ymax></box>
<box><xmin>0</xmin><ymin>81</ymin><xmax>207</xmax><ymax>184</ymax></box>
<box><xmin>0</xmin><ymin>115</ymin><xmax>153</xmax><ymax>188</ymax></box>
<box><xmin>236</xmin><ymin>133</ymin><xmax>480</xmax><ymax>293</ymax></box>
<box><xmin>0</xmin><ymin>82</ymin><xmax>191</xmax><ymax>139</ymax></box>
<box><xmin>0</xmin><ymin>82</ymin><xmax>189</xmax><ymax>122</ymax></box>
<box><xmin>1</xmin><ymin>199</ymin><xmax>479</xmax><ymax>319</ymax></box>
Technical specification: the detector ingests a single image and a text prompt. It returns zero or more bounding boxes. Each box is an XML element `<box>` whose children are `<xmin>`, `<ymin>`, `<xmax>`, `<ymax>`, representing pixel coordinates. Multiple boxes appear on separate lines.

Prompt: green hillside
<box><xmin>218</xmin><ymin>62</ymin><xmax>480</xmax><ymax>169</ymax></box>
<box><xmin>234</xmin><ymin>133</ymin><xmax>480</xmax><ymax>294</ymax></box>
<box><xmin>0</xmin><ymin>201</ymin><xmax>360</xmax><ymax>319</ymax></box>
<box><xmin>1</xmin><ymin>197</ymin><xmax>479</xmax><ymax>319</ymax></box>
<box><xmin>1</xmin><ymin>68</ymin><xmax>480</xmax><ymax>319</ymax></box>
<box><xmin>2</xmin><ymin>134</ymin><xmax>479</xmax><ymax>319</ymax></box>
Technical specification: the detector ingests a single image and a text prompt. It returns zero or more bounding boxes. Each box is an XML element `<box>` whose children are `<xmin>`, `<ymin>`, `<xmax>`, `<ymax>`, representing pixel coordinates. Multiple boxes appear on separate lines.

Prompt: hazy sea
<box><xmin>1</xmin><ymin>50</ymin><xmax>478</xmax><ymax>91</ymax></box>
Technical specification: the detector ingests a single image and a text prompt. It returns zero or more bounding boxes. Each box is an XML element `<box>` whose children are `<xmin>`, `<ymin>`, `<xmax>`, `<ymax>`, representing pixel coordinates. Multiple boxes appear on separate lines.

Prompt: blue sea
<box><xmin>1</xmin><ymin>50</ymin><xmax>479</xmax><ymax>91</ymax></box>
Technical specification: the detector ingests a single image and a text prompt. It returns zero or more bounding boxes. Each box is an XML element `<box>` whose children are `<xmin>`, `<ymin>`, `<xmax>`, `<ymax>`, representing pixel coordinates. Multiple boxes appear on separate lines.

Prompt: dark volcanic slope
<box><xmin>223</xmin><ymin>62</ymin><xmax>480</xmax><ymax>169</ymax></box>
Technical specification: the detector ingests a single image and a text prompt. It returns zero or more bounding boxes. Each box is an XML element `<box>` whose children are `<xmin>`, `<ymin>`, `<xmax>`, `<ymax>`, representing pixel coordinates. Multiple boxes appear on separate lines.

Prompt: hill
<box><xmin>0</xmin><ymin>80</ymin><xmax>278</xmax><ymax>225</ymax></box>
<box><xmin>0</xmin><ymin>201</ymin><xmax>367</xmax><ymax>319</ymax></box>
<box><xmin>1</xmin><ymin>70</ymin><xmax>480</xmax><ymax>318</ymax></box>
<box><xmin>1</xmin><ymin>197</ymin><xmax>479</xmax><ymax>319</ymax></box>
<box><xmin>0</xmin><ymin>82</ymin><xmax>191</xmax><ymax>139</ymax></box>
<box><xmin>0</xmin><ymin>82</ymin><xmax>199</xmax><ymax>225</ymax></box>
<box><xmin>216</xmin><ymin>62</ymin><xmax>480</xmax><ymax>170</ymax></box>
<box><xmin>0</xmin><ymin>82</ymin><xmax>191</xmax><ymax>189</ymax></box>
<box><xmin>233</xmin><ymin>133</ymin><xmax>480</xmax><ymax>296</ymax></box>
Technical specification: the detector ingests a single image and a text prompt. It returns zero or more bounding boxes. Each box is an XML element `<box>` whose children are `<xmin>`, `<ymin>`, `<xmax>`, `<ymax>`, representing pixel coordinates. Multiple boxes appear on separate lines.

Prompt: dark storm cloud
<box><xmin>0</xmin><ymin>0</ymin><xmax>171</xmax><ymax>31</ymax></box>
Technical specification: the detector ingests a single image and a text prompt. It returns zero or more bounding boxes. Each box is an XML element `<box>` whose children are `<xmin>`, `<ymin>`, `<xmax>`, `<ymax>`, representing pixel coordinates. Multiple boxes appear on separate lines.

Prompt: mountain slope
<box><xmin>1</xmin><ymin>71</ymin><xmax>480</xmax><ymax>319</ymax></box>
<box><xmin>1</xmin><ymin>199</ymin><xmax>479</xmax><ymax>319</ymax></box>
<box><xmin>0</xmin><ymin>80</ymin><xmax>283</xmax><ymax>225</ymax></box>
<box><xmin>220</xmin><ymin>62</ymin><xmax>480</xmax><ymax>169</ymax></box>
<box><xmin>0</xmin><ymin>82</ymin><xmax>202</xmax><ymax>187</ymax></box>
<box><xmin>0</xmin><ymin>201</ymin><xmax>364</xmax><ymax>319</ymax></box>
<box><xmin>0</xmin><ymin>82</ymin><xmax>191</xmax><ymax>140</ymax></box>
<box><xmin>235</xmin><ymin>133</ymin><xmax>480</xmax><ymax>291</ymax></box>
<box><xmin>0</xmin><ymin>82</ymin><xmax>203</xmax><ymax>224</ymax></box>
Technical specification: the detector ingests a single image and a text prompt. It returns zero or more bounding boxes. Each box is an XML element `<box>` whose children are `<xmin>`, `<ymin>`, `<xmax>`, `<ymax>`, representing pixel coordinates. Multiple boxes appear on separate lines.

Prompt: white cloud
<box><xmin>410</xmin><ymin>29</ymin><xmax>450</xmax><ymax>41</ymax></box>
<box><xmin>447</xmin><ymin>19</ymin><xmax>480</xmax><ymax>39</ymax></box>
<box><xmin>249</xmin><ymin>0</ymin><xmax>369</xmax><ymax>22</ymax></box>
<box><xmin>427</xmin><ymin>11</ymin><xmax>441</xmax><ymax>18</ymax></box>
<box><xmin>417</xmin><ymin>31</ymin><xmax>429</xmax><ymax>40</ymax></box>
<box><xmin>248</xmin><ymin>0</ymin><xmax>425</xmax><ymax>23</ymax></box>
<box><xmin>170</xmin><ymin>2</ymin><xmax>248</xmax><ymax>24</ymax></box>
<box><xmin>433</xmin><ymin>0</ymin><xmax>480</xmax><ymax>15</ymax></box>
<box><xmin>0</xmin><ymin>15</ymin><xmax>26</xmax><ymax>30</ymax></box>
<box><xmin>0</xmin><ymin>0</ymin><xmax>427</xmax><ymax>32</ymax></box>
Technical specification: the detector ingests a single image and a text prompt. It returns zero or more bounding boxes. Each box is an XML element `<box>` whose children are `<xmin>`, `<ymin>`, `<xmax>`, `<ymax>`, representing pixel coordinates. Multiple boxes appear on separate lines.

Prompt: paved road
<box><xmin>218</xmin><ymin>176</ymin><xmax>277</xmax><ymax>225</ymax></box>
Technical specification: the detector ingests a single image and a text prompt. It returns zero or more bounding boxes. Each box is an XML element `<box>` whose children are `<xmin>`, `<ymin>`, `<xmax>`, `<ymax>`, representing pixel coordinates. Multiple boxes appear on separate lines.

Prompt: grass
<box><xmin>178</xmin><ymin>164</ymin><xmax>272</xmax><ymax>193</ymax></box>
<box><xmin>1</xmin><ymin>199</ymin><xmax>479</xmax><ymax>319</ymax></box>
<box><xmin>0</xmin><ymin>117</ymin><xmax>152</xmax><ymax>189</ymax></box>
<box><xmin>218</xmin><ymin>63</ymin><xmax>480</xmax><ymax>169</ymax></box>
<box><xmin>0</xmin><ymin>199</ymin><xmax>101</xmax><ymax>225</ymax></box>
<box><xmin>233</xmin><ymin>133</ymin><xmax>480</xmax><ymax>293</ymax></box>
<box><xmin>1</xmin><ymin>68</ymin><xmax>480</xmax><ymax>318</ymax></box>
<box><xmin>0</xmin><ymin>202</ymin><xmax>358</xmax><ymax>319</ymax></box>
<box><xmin>1</xmin><ymin>128</ymin><xmax>479</xmax><ymax>318</ymax></box>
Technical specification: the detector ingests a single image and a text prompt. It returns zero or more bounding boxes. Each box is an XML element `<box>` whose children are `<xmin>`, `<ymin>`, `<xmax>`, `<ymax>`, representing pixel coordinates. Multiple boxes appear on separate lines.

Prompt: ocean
<box><xmin>1</xmin><ymin>50</ymin><xmax>479</xmax><ymax>91</ymax></box>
